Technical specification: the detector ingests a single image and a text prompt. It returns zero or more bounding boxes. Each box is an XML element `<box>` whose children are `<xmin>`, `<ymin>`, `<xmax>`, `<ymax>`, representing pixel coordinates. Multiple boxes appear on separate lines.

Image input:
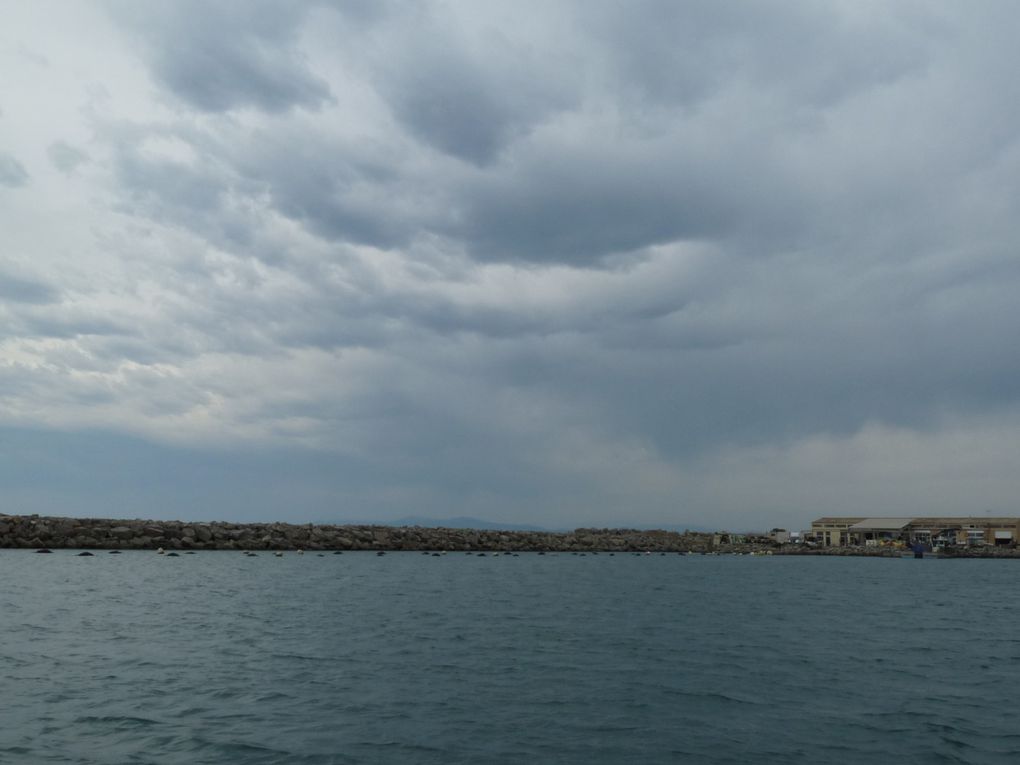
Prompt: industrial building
<box><xmin>809</xmin><ymin>517</ymin><xmax>1020</xmax><ymax>547</ymax></box>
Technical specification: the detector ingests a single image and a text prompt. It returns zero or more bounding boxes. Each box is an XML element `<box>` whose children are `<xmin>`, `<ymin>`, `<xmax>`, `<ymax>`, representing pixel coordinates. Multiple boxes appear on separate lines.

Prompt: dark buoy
<box><xmin>166</xmin><ymin>552</ymin><xmax>180</xmax><ymax>557</ymax></box>
<box><xmin>376</xmin><ymin>551</ymin><xmax>386</xmax><ymax>556</ymax></box>
<box><xmin>333</xmin><ymin>551</ymin><xmax>343</xmax><ymax>555</ymax></box>
<box><xmin>77</xmin><ymin>551</ymin><xmax>94</xmax><ymax>557</ymax></box>
<box><xmin>35</xmin><ymin>549</ymin><xmax>53</xmax><ymax>554</ymax></box>
<box><xmin>108</xmin><ymin>550</ymin><xmax>122</xmax><ymax>554</ymax></box>
<box><xmin>185</xmin><ymin>551</ymin><xmax>196</xmax><ymax>555</ymax></box>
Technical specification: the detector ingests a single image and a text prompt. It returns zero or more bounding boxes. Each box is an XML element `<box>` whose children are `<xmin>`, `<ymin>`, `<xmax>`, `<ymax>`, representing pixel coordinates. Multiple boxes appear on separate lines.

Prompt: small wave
<box><xmin>661</xmin><ymin>689</ymin><xmax>765</xmax><ymax>706</ymax></box>
<box><xmin>268</xmin><ymin>652</ymin><xmax>324</xmax><ymax>662</ymax></box>
<box><xmin>253</xmin><ymin>691</ymin><xmax>297</xmax><ymax>703</ymax></box>
<box><xmin>208</xmin><ymin>688</ymin><xmax>242</xmax><ymax>701</ymax></box>
<box><xmin>924</xmin><ymin>721</ymin><xmax>976</xmax><ymax>736</ymax></box>
<box><xmin>172</xmin><ymin>706</ymin><xmax>211</xmax><ymax>717</ymax></box>
<box><xmin>74</xmin><ymin>714</ymin><xmax>162</xmax><ymax>729</ymax></box>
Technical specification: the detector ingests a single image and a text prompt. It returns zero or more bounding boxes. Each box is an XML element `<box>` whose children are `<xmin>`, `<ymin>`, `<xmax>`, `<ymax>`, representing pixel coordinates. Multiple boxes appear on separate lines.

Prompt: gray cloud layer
<box><xmin>2</xmin><ymin>1</ymin><xmax>1020</xmax><ymax>529</ymax></box>
<box><xmin>111</xmin><ymin>0</ymin><xmax>333</xmax><ymax>113</ymax></box>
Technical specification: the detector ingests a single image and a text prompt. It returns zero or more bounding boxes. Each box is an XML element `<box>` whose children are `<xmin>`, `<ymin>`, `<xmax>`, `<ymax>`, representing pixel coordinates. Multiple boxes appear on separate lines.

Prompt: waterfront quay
<box><xmin>810</xmin><ymin>516</ymin><xmax>1020</xmax><ymax>551</ymax></box>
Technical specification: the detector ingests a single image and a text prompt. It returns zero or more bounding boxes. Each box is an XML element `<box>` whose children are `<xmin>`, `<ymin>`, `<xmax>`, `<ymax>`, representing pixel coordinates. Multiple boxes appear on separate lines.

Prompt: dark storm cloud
<box><xmin>245</xmin><ymin>135</ymin><xmax>417</xmax><ymax>249</ymax></box>
<box><xmin>111</xmin><ymin>1</ymin><xmax>331</xmax><ymax>113</ymax></box>
<box><xmin>377</xmin><ymin>33</ymin><xmax>575</xmax><ymax>165</ymax></box>
<box><xmin>97</xmin><ymin>0</ymin><xmax>956</xmax><ymax>269</ymax></box>
<box><xmin>453</xmin><ymin>141</ymin><xmax>736</xmax><ymax>264</ymax></box>
<box><xmin>166</xmin><ymin>0</ymin><xmax>934</xmax><ymax>266</ymax></box>
<box><xmin>0</xmin><ymin>153</ymin><xmax>29</xmax><ymax>187</ymax></box>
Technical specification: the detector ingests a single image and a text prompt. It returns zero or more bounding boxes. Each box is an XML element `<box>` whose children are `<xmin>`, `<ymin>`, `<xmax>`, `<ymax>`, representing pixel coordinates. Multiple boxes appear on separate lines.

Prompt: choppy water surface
<box><xmin>3</xmin><ymin>550</ymin><xmax>1020</xmax><ymax>764</ymax></box>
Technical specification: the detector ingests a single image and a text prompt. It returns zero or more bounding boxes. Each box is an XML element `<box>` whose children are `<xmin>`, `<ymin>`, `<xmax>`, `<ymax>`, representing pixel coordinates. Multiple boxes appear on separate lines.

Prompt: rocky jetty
<box><xmin>3</xmin><ymin>514</ymin><xmax>1011</xmax><ymax>556</ymax></box>
<box><xmin>0</xmin><ymin>514</ymin><xmax>782</xmax><ymax>553</ymax></box>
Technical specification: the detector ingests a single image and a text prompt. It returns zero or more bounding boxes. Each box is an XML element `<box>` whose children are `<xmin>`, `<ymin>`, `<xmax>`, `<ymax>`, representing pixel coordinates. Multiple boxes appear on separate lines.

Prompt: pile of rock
<box><xmin>0</xmin><ymin>514</ymin><xmax>782</xmax><ymax>553</ymax></box>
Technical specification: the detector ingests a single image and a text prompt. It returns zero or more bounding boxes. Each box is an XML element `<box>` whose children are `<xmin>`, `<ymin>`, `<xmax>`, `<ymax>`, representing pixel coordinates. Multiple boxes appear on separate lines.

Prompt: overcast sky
<box><xmin>2</xmin><ymin>1</ymin><xmax>1020</xmax><ymax>530</ymax></box>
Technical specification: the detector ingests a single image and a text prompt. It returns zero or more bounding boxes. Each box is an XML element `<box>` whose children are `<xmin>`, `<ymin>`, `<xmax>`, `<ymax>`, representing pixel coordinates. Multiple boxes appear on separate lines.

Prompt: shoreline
<box><xmin>2</xmin><ymin>514</ymin><xmax>1018</xmax><ymax>557</ymax></box>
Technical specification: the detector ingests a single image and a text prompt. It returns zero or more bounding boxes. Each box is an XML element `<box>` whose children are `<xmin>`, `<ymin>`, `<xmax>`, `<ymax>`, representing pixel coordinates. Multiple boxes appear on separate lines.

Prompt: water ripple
<box><xmin>3</xmin><ymin>551</ymin><xmax>1020</xmax><ymax>763</ymax></box>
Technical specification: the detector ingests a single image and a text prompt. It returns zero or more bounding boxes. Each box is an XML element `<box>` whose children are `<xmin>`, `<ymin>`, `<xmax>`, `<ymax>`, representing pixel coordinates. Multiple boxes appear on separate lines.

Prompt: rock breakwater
<box><xmin>7</xmin><ymin>514</ymin><xmax>1010</xmax><ymax>556</ymax></box>
<box><xmin>1</xmin><ymin>514</ymin><xmax>780</xmax><ymax>553</ymax></box>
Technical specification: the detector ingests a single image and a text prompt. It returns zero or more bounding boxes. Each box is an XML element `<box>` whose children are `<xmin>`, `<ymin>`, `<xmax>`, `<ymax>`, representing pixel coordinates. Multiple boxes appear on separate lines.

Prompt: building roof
<box><xmin>910</xmin><ymin>517</ymin><xmax>1020</xmax><ymax>527</ymax></box>
<box><xmin>848</xmin><ymin>518</ymin><xmax>913</xmax><ymax>531</ymax></box>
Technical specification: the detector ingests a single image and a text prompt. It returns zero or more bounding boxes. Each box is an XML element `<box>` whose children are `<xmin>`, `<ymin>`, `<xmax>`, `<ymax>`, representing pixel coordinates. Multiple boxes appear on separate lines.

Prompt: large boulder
<box><xmin>111</xmin><ymin>526</ymin><xmax>135</xmax><ymax>540</ymax></box>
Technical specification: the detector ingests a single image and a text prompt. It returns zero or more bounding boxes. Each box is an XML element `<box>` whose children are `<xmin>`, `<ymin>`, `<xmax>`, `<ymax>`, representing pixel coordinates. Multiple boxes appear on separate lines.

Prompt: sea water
<box><xmin>2</xmin><ymin>550</ymin><xmax>1019</xmax><ymax>764</ymax></box>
